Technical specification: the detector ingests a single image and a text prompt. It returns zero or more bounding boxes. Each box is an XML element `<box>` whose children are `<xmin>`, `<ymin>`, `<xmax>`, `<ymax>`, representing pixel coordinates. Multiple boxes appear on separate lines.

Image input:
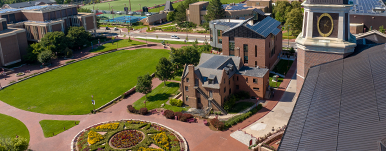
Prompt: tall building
<box><xmin>296</xmin><ymin>0</ymin><xmax>356</xmax><ymax>93</ymax></box>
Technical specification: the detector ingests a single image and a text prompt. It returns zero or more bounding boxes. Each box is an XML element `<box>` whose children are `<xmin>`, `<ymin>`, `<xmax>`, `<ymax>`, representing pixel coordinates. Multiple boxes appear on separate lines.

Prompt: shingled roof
<box><xmin>164</xmin><ymin>1</ymin><xmax>174</xmax><ymax>11</ymax></box>
<box><xmin>279</xmin><ymin>43</ymin><xmax>386</xmax><ymax>151</ymax></box>
<box><xmin>3</xmin><ymin>0</ymin><xmax>55</xmax><ymax>9</ymax></box>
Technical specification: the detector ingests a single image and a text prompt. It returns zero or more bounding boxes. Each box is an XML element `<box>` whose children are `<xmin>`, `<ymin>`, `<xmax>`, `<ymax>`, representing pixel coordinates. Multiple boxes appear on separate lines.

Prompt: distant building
<box><xmin>186</xmin><ymin>0</ymin><xmax>272</xmax><ymax>25</ymax></box>
<box><xmin>0</xmin><ymin>4</ymin><xmax>97</xmax><ymax>66</ymax></box>
<box><xmin>210</xmin><ymin>16</ymin><xmax>282</xmax><ymax>69</ymax></box>
<box><xmin>349</xmin><ymin>0</ymin><xmax>386</xmax><ymax>34</ymax></box>
<box><xmin>2</xmin><ymin>0</ymin><xmax>56</xmax><ymax>9</ymax></box>
<box><xmin>180</xmin><ymin>53</ymin><xmax>269</xmax><ymax>114</ymax></box>
<box><xmin>0</xmin><ymin>18</ymin><xmax>28</xmax><ymax>66</ymax></box>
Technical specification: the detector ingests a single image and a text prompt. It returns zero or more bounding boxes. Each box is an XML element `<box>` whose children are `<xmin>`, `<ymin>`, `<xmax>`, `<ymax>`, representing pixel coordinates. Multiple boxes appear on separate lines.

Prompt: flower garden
<box><xmin>73</xmin><ymin>120</ymin><xmax>187</xmax><ymax>151</ymax></box>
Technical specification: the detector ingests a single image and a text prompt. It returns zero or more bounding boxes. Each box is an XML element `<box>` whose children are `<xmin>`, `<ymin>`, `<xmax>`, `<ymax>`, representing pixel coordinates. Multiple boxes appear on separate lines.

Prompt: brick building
<box><xmin>212</xmin><ymin>16</ymin><xmax>282</xmax><ymax>69</ymax></box>
<box><xmin>180</xmin><ymin>53</ymin><xmax>269</xmax><ymax>114</ymax></box>
<box><xmin>0</xmin><ymin>18</ymin><xmax>28</xmax><ymax>66</ymax></box>
<box><xmin>186</xmin><ymin>0</ymin><xmax>271</xmax><ymax>25</ymax></box>
<box><xmin>349</xmin><ymin>0</ymin><xmax>386</xmax><ymax>34</ymax></box>
<box><xmin>0</xmin><ymin>4</ymin><xmax>97</xmax><ymax>66</ymax></box>
<box><xmin>295</xmin><ymin>0</ymin><xmax>357</xmax><ymax>93</ymax></box>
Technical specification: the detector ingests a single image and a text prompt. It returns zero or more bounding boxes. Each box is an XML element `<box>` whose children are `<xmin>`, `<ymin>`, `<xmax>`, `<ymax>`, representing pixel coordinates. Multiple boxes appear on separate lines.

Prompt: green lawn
<box><xmin>0</xmin><ymin>114</ymin><xmax>29</xmax><ymax>142</ymax></box>
<box><xmin>163</xmin><ymin>104</ymin><xmax>190</xmax><ymax>112</ymax></box>
<box><xmin>228</xmin><ymin>102</ymin><xmax>255</xmax><ymax>114</ymax></box>
<box><xmin>148</xmin><ymin>2</ymin><xmax>182</xmax><ymax>12</ymax></box>
<box><xmin>269</xmin><ymin>73</ymin><xmax>283</xmax><ymax>88</ymax></box>
<box><xmin>133</xmin><ymin>82</ymin><xmax>180</xmax><ymax>111</ymax></box>
<box><xmin>0</xmin><ymin>48</ymin><xmax>170</xmax><ymax>115</ymax></box>
<box><xmin>272</xmin><ymin>60</ymin><xmax>293</xmax><ymax>76</ymax></box>
<box><xmin>90</xmin><ymin>39</ymin><xmax>145</xmax><ymax>53</ymax></box>
<box><xmin>83</xmin><ymin>0</ymin><xmax>179</xmax><ymax>11</ymax></box>
<box><xmin>136</xmin><ymin>38</ymin><xmax>197</xmax><ymax>44</ymax></box>
<box><xmin>282</xmin><ymin>31</ymin><xmax>296</xmax><ymax>39</ymax></box>
<box><xmin>39</xmin><ymin>120</ymin><xmax>79</xmax><ymax>138</ymax></box>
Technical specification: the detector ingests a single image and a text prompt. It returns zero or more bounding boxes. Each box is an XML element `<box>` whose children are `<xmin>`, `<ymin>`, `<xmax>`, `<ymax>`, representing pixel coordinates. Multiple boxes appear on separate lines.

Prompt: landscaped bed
<box><xmin>228</xmin><ymin>102</ymin><xmax>255</xmax><ymax>114</ymax></box>
<box><xmin>73</xmin><ymin>120</ymin><xmax>187</xmax><ymax>151</ymax></box>
<box><xmin>269</xmin><ymin>73</ymin><xmax>284</xmax><ymax>88</ymax></box>
<box><xmin>272</xmin><ymin>60</ymin><xmax>294</xmax><ymax>76</ymax></box>
<box><xmin>0</xmin><ymin>48</ymin><xmax>169</xmax><ymax>115</ymax></box>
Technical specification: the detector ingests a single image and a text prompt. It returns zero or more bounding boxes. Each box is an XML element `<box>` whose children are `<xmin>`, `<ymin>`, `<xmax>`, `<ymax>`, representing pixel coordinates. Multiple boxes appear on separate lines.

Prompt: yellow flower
<box><xmin>87</xmin><ymin>130</ymin><xmax>104</xmax><ymax>145</ymax></box>
<box><xmin>95</xmin><ymin>123</ymin><xmax>119</xmax><ymax>130</ymax></box>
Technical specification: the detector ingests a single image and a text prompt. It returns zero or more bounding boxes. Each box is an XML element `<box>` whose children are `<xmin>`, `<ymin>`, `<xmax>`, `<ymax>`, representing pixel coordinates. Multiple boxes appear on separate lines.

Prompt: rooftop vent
<box><xmin>227</xmin><ymin>64</ymin><xmax>234</xmax><ymax>71</ymax></box>
<box><xmin>224</xmin><ymin>67</ymin><xmax>230</xmax><ymax>75</ymax></box>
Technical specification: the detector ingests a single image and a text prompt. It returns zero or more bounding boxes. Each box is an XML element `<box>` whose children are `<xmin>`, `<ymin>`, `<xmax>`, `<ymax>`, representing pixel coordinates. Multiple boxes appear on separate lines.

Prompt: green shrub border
<box><xmin>224</xmin><ymin>104</ymin><xmax>263</xmax><ymax>129</ymax></box>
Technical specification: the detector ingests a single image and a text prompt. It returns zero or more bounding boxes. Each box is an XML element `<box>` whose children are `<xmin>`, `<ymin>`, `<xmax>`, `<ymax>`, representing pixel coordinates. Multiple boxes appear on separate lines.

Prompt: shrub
<box><xmin>224</xmin><ymin>104</ymin><xmax>263</xmax><ymax>128</ymax></box>
<box><xmin>140</xmin><ymin>108</ymin><xmax>148</xmax><ymax>115</ymax></box>
<box><xmin>96</xmin><ymin>123</ymin><xmax>119</xmax><ymax>130</ymax></box>
<box><xmin>223</xmin><ymin>95</ymin><xmax>237</xmax><ymax>112</ymax></box>
<box><xmin>174</xmin><ymin>112</ymin><xmax>183</xmax><ymax>119</ymax></box>
<box><xmin>127</xmin><ymin>105</ymin><xmax>138</xmax><ymax>113</ymax></box>
<box><xmin>65</xmin><ymin>48</ymin><xmax>73</xmax><ymax>58</ymax></box>
<box><xmin>180</xmin><ymin>113</ymin><xmax>193</xmax><ymax>122</ymax></box>
<box><xmin>170</xmin><ymin>99</ymin><xmax>183</xmax><ymax>107</ymax></box>
<box><xmin>210</xmin><ymin>118</ymin><xmax>224</xmax><ymax>130</ymax></box>
<box><xmin>0</xmin><ymin>137</ymin><xmax>29</xmax><ymax>151</ymax></box>
<box><xmin>234</xmin><ymin>91</ymin><xmax>250</xmax><ymax>100</ymax></box>
<box><xmin>163</xmin><ymin>110</ymin><xmax>174</xmax><ymax>119</ymax></box>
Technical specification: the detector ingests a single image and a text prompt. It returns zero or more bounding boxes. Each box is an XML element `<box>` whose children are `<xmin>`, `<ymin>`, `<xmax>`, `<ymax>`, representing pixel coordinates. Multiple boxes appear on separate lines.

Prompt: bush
<box><xmin>210</xmin><ymin>118</ymin><xmax>224</xmax><ymax>130</ymax></box>
<box><xmin>127</xmin><ymin>105</ymin><xmax>138</xmax><ymax>113</ymax></box>
<box><xmin>139</xmin><ymin>108</ymin><xmax>148</xmax><ymax>115</ymax></box>
<box><xmin>234</xmin><ymin>91</ymin><xmax>250</xmax><ymax>100</ymax></box>
<box><xmin>223</xmin><ymin>95</ymin><xmax>237</xmax><ymax>112</ymax></box>
<box><xmin>180</xmin><ymin>113</ymin><xmax>193</xmax><ymax>122</ymax></box>
<box><xmin>174</xmin><ymin>112</ymin><xmax>183</xmax><ymax>119</ymax></box>
<box><xmin>224</xmin><ymin>104</ymin><xmax>263</xmax><ymax>128</ymax></box>
<box><xmin>163</xmin><ymin>110</ymin><xmax>174</xmax><ymax>119</ymax></box>
<box><xmin>170</xmin><ymin>99</ymin><xmax>183</xmax><ymax>107</ymax></box>
<box><xmin>65</xmin><ymin>48</ymin><xmax>73</xmax><ymax>58</ymax></box>
<box><xmin>37</xmin><ymin>50</ymin><xmax>53</xmax><ymax>64</ymax></box>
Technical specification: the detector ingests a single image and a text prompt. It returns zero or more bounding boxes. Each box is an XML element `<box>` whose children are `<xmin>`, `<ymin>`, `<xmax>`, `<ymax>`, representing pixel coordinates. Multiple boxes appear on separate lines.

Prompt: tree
<box><xmin>291</xmin><ymin>1</ymin><xmax>302</xmax><ymax>9</ymax></box>
<box><xmin>38</xmin><ymin>50</ymin><xmax>53</xmax><ymax>65</ymax></box>
<box><xmin>285</xmin><ymin>8</ymin><xmax>303</xmax><ymax>36</ymax></box>
<box><xmin>0</xmin><ymin>137</ymin><xmax>29</xmax><ymax>151</ymax></box>
<box><xmin>136</xmin><ymin>74</ymin><xmax>152</xmax><ymax>101</ymax></box>
<box><xmin>167</xmin><ymin>11</ymin><xmax>175</xmax><ymax>22</ymax></box>
<box><xmin>175</xmin><ymin>0</ymin><xmax>198</xmax><ymax>22</ymax></box>
<box><xmin>64</xmin><ymin>0</ymin><xmax>72</xmax><ymax>4</ymax></box>
<box><xmin>155</xmin><ymin>57</ymin><xmax>175</xmax><ymax>85</ymax></box>
<box><xmin>204</xmin><ymin>0</ymin><xmax>225</xmax><ymax>22</ymax></box>
<box><xmin>66</xmin><ymin>26</ymin><xmax>91</xmax><ymax>49</ymax></box>
<box><xmin>169</xmin><ymin>45</ymin><xmax>200</xmax><ymax>67</ymax></box>
<box><xmin>273</xmin><ymin>1</ymin><xmax>291</xmax><ymax>23</ymax></box>
<box><xmin>40</xmin><ymin>31</ymin><xmax>71</xmax><ymax>55</ymax></box>
<box><xmin>55</xmin><ymin>0</ymin><xmax>64</xmax><ymax>4</ymax></box>
<box><xmin>379</xmin><ymin>25</ymin><xmax>385</xmax><ymax>33</ymax></box>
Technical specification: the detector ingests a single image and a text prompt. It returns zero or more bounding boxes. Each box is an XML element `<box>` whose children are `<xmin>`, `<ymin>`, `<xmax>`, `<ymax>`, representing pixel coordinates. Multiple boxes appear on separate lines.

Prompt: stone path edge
<box><xmin>71</xmin><ymin>119</ymin><xmax>188</xmax><ymax>151</ymax></box>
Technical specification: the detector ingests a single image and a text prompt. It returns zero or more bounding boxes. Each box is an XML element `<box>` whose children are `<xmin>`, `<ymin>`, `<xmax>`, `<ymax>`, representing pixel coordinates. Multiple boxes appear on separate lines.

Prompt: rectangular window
<box><xmin>253</xmin><ymin>87</ymin><xmax>259</xmax><ymax>91</ymax></box>
<box><xmin>185</xmin><ymin>86</ymin><xmax>189</xmax><ymax>91</ymax></box>
<box><xmin>270</xmin><ymin>35</ymin><xmax>275</xmax><ymax>58</ymax></box>
<box><xmin>229</xmin><ymin>88</ymin><xmax>231</xmax><ymax>94</ymax></box>
<box><xmin>195</xmin><ymin>79</ymin><xmax>199</xmax><ymax>86</ymax></box>
<box><xmin>229</xmin><ymin>41</ymin><xmax>235</xmax><ymax>56</ymax></box>
<box><xmin>244</xmin><ymin>44</ymin><xmax>248</xmax><ymax>63</ymax></box>
<box><xmin>246</xmin><ymin>78</ymin><xmax>248</xmax><ymax>83</ymax></box>
<box><xmin>255</xmin><ymin>61</ymin><xmax>257</xmax><ymax>67</ymax></box>
<box><xmin>224</xmin><ymin>87</ymin><xmax>226</xmax><ymax>93</ymax></box>
<box><xmin>217</xmin><ymin>30</ymin><xmax>222</xmax><ymax>44</ymax></box>
<box><xmin>186</xmin><ymin>78</ymin><xmax>189</xmax><ymax>82</ymax></box>
<box><xmin>236</xmin><ymin>85</ymin><xmax>239</xmax><ymax>89</ymax></box>
<box><xmin>2</xmin><ymin>21</ymin><xmax>7</xmax><ymax>30</ymax></box>
<box><xmin>186</xmin><ymin>96</ymin><xmax>189</xmax><ymax>101</ymax></box>
<box><xmin>229</xmin><ymin>80</ymin><xmax>230</xmax><ymax>85</ymax></box>
<box><xmin>253</xmin><ymin>79</ymin><xmax>258</xmax><ymax>84</ymax></box>
<box><xmin>255</xmin><ymin>45</ymin><xmax>257</xmax><ymax>57</ymax></box>
<box><xmin>210</xmin><ymin>30</ymin><xmax>213</xmax><ymax>41</ymax></box>
<box><xmin>237</xmin><ymin>76</ymin><xmax>239</xmax><ymax>81</ymax></box>
<box><xmin>223</xmin><ymin>79</ymin><xmax>225</xmax><ymax>84</ymax></box>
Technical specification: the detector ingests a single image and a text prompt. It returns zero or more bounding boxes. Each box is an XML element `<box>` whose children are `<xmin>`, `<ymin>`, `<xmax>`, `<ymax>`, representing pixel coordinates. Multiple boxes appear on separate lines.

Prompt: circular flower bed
<box><xmin>110</xmin><ymin>130</ymin><xmax>144</xmax><ymax>148</ymax></box>
<box><xmin>72</xmin><ymin>120</ymin><xmax>187</xmax><ymax>151</ymax></box>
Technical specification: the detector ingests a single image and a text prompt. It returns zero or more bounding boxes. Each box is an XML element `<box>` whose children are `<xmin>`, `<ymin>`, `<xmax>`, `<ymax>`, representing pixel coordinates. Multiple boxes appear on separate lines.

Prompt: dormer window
<box><xmin>209</xmin><ymin>79</ymin><xmax>213</xmax><ymax>84</ymax></box>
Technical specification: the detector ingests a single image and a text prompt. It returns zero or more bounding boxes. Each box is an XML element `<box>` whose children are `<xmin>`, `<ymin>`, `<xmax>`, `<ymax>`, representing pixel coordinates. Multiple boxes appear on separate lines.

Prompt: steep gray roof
<box><xmin>245</xmin><ymin>16</ymin><xmax>281</xmax><ymax>37</ymax></box>
<box><xmin>164</xmin><ymin>1</ymin><xmax>174</xmax><ymax>11</ymax></box>
<box><xmin>4</xmin><ymin>0</ymin><xmax>55</xmax><ymax>9</ymax></box>
<box><xmin>279</xmin><ymin>44</ymin><xmax>386</xmax><ymax>151</ymax></box>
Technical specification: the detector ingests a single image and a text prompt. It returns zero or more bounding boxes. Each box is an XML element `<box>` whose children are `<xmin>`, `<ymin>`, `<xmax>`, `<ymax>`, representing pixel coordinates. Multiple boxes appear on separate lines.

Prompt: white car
<box><xmin>170</xmin><ymin>35</ymin><xmax>179</xmax><ymax>39</ymax></box>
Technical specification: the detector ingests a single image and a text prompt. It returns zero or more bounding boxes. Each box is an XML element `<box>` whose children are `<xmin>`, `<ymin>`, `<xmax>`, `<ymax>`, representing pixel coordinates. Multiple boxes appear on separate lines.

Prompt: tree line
<box><xmin>273</xmin><ymin>1</ymin><xmax>303</xmax><ymax>36</ymax></box>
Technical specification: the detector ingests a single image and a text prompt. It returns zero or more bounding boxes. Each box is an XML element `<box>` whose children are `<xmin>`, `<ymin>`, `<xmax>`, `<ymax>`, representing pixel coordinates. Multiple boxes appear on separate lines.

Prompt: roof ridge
<box><xmin>355</xmin><ymin>30</ymin><xmax>386</xmax><ymax>39</ymax></box>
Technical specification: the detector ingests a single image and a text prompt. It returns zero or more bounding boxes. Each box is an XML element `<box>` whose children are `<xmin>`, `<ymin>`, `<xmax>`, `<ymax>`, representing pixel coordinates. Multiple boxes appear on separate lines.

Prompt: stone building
<box><xmin>180</xmin><ymin>53</ymin><xmax>269</xmax><ymax>114</ymax></box>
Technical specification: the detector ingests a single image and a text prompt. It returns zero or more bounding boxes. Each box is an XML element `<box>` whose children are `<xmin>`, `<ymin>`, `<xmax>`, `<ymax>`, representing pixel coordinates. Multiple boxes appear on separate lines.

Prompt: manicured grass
<box><xmin>155</xmin><ymin>23</ymin><xmax>175</xmax><ymax>28</ymax></box>
<box><xmin>132</xmin><ymin>25</ymin><xmax>148</xmax><ymax>30</ymax></box>
<box><xmin>148</xmin><ymin>2</ymin><xmax>182</xmax><ymax>12</ymax></box>
<box><xmin>83</xmin><ymin>0</ymin><xmax>179</xmax><ymax>11</ymax></box>
<box><xmin>269</xmin><ymin>73</ymin><xmax>283</xmax><ymax>88</ymax></box>
<box><xmin>282</xmin><ymin>31</ymin><xmax>296</xmax><ymax>39</ymax></box>
<box><xmin>163</xmin><ymin>104</ymin><xmax>190</xmax><ymax>112</ymax></box>
<box><xmin>136</xmin><ymin>38</ymin><xmax>197</xmax><ymax>44</ymax></box>
<box><xmin>39</xmin><ymin>120</ymin><xmax>80</xmax><ymax>138</ymax></box>
<box><xmin>272</xmin><ymin>60</ymin><xmax>294</xmax><ymax>76</ymax></box>
<box><xmin>133</xmin><ymin>82</ymin><xmax>180</xmax><ymax>110</ymax></box>
<box><xmin>0</xmin><ymin>114</ymin><xmax>29</xmax><ymax>142</ymax></box>
<box><xmin>0</xmin><ymin>48</ymin><xmax>170</xmax><ymax>115</ymax></box>
<box><xmin>228</xmin><ymin>102</ymin><xmax>255</xmax><ymax>114</ymax></box>
<box><xmin>90</xmin><ymin>39</ymin><xmax>146</xmax><ymax>53</ymax></box>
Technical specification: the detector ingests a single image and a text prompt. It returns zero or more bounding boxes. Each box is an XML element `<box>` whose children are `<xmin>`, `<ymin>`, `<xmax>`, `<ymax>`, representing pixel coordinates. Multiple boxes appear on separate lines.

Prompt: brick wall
<box><xmin>17</xmin><ymin>31</ymin><xmax>28</xmax><ymax>58</ymax></box>
<box><xmin>23</xmin><ymin>12</ymin><xmax>44</xmax><ymax>21</ymax></box>
<box><xmin>0</xmin><ymin>35</ymin><xmax>21</xmax><ymax>66</ymax></box>
<box><xmin>235</xmin><ymin>73</ymin><xmax>267</xmax><ymax>99</ymax></box>
<box><xmin>85</xmin><ymin>16</ymin><xmax>95</xmax><ymax>30</ymax></box>
<box><xmin>51</xmin><ymin>24</ymin><xmax>62</xmax><ymax>32</ymax></box>
<box><xmin>296</xmin><ymin>48</ymin><xmax>345</xmax><ymax>93</ymax></box>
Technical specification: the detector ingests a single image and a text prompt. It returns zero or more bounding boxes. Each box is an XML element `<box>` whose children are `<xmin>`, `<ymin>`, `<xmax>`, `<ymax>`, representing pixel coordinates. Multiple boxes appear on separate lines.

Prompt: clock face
<box><xmin>317</xmin><ymin>13</ymin><xmax>334</xmax><ymax>37</ymax></box>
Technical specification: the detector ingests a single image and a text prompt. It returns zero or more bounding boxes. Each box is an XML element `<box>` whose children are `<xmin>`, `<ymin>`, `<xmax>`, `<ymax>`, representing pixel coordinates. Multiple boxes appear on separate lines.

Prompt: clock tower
<box><xmin>296</xmin><ymin>0</ymin><xmax>357</xmax><ymax>93</ymax></box>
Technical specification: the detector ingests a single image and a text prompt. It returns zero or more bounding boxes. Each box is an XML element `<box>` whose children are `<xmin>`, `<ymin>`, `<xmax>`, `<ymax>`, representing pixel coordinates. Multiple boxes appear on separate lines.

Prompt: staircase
<box><xmin>195</xmin><ymin>86</ymin><xmax>228</xmax><ymax>115</ymax></box>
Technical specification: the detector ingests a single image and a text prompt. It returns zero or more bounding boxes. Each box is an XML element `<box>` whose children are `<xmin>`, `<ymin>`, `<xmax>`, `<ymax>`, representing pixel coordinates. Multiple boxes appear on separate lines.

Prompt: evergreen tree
<box><xmin>379</xmin><ymin>25</ymin><xmax>385</xmax><ymax>33</ymax></box>
<box><xmin>204</xmin><ymin>0</ymin><xmax>225</xmax><ymax>22</ymax></box>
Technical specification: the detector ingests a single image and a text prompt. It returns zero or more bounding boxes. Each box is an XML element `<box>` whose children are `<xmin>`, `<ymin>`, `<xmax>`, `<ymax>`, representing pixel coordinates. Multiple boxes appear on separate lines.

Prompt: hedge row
<box><xmin>224</xmin><ymin>104</ymin><xmax>263</xmax><ymax>128</ymax></box>
<box><xmin>127</xmin><ymin>105</ymin><xmax>148</xmax><ymax>115</ymax></box>
<box><xmin>163</xmin><ymin>110</ymin><xmax>194</xmax><ymax>122</ymax></box>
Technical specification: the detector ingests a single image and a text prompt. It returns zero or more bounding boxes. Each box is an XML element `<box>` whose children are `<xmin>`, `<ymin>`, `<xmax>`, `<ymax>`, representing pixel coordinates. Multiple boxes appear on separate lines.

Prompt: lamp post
<box><xmin>91</xmin><ymin>95</ymin><xmax>95</xmax><ymax>113</ymax></box>
<box><xmin>287</xmin><ymin>24</ymin><xmax>290</xmax><ymax>50</ymax></box>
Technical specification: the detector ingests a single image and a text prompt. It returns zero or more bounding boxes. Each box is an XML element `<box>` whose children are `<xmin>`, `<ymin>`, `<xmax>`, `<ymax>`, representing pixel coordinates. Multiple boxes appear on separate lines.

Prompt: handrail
<box><xmin>194</xmin><ymin>86</ymin><xmax>228</xmax><ymax>115</ymax></box>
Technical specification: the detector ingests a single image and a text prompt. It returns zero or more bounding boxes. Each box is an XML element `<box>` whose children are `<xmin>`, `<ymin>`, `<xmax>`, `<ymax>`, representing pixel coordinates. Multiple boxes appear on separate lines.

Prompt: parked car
<box><xmin>171</xmin><ymin>35</ymin><xmax>179</xmax><ymax>39</ymax></box>
<box><xmin>105</xmin><ymin>27</ymin><xmax>110</xmax><ymax>30</ymax></box>
<box><xmin>114</xmin><ymin>27</ymin><xmax>118</xmax><ymax>31</ymax></box>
